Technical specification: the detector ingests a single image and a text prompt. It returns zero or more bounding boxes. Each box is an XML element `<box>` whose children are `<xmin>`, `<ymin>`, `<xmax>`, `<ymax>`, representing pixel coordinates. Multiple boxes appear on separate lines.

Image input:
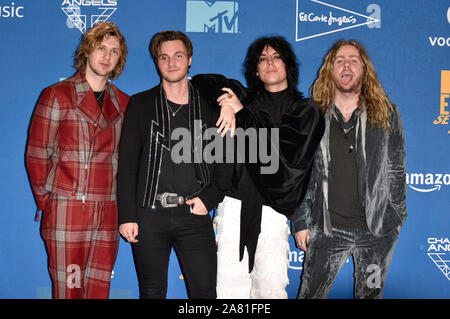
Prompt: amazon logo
<box><xmin>407</xmin><ymin>173</ymin><xmax>450</xmax><ymax>193</ymax></box>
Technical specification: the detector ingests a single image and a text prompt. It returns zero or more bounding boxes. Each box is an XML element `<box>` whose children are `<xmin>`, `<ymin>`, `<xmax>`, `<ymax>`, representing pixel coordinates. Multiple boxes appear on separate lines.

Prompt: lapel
<box><xmin>97</xmin><ymin>85</ymin><xmax>121</xmax><ymax>129</ymax></box>
<box><xmin>357</xmin><ymin>105</ymin><xmax>367</xmax><ymax>164</ymax></box>
<box><xmin>354</xmin><ymin>105</ymin><xmax>368</xmax><ymax>206</ymax></box>
<box><xmin>73</xmin><ymin>72</ymin><xmax>121</xmax><ymax>133</ymax></box>
<box><xmin>360</xmin><ymin>108</ymin><xmax>386</xmax><ymax>169</ymax></box>
<box><xmin>73</xmin><ymin>72</ymin><xmax>100</xmax><ymax>126</ymax></box>
<box><xmin>321</xmin><ymin>108</ymin><xmax>332</xmax><ymax>175</ymax></box>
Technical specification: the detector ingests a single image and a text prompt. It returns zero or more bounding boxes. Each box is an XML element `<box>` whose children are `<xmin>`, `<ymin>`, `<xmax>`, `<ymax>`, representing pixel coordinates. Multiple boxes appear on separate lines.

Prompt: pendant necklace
<box><xmin>167</xmin><ymin>102</ymin><xmax>184</xmax><ymax>117</ymax></box>
<box><xmin>334</xmin><ymin>106</ymin><xmax>357</xmax><ymax>154</ymax></box>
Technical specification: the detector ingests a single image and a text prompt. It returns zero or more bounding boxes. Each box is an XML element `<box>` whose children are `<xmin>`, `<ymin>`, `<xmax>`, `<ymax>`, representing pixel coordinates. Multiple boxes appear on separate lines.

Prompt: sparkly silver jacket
<box><xmin>291</xmin><ymin>104</ymin><xmax>407</xmax><ymax>237</ymax></box>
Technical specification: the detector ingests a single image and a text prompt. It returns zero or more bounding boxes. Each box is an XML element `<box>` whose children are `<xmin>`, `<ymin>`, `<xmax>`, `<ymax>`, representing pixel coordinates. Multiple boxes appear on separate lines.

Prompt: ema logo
<box><xmin>407</xmin><ymin>173</ymin><xmax>450</xmax><ymax>193</ymax></box>
<box><xmin>427</xmin><ymin>238</ymin><xmax>450</xmax><ymax>281</ymax></box>
<box><xmin>61</xmin><ymin>0</ymin><xmax>117</xmax><ymax>33</ymax></box>
<box><xmin>433</xmin><ymin>70</ymin><xmax>450</xmax><ymax>134</ymax></box>
<box><xmin>296</xmin><ymin>0</ymin><xmax>380</xmax><ymax>42</ymax></box>
<box><xmin>186</xmin><ymin>0</ymin><xmax>239</xmax><ymax>34</ymax></box>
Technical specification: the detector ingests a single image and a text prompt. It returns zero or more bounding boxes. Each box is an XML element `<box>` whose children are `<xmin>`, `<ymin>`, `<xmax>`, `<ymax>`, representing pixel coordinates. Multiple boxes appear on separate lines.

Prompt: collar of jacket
<box><xmin>72</xmin><ymin>71</ymin><xmax>122</xmax><ymax>129</ymax></box>
<box><xmin>324</xmin><ymin>104</ymin><xmax>367</xmax><ymax>162</ymax></box>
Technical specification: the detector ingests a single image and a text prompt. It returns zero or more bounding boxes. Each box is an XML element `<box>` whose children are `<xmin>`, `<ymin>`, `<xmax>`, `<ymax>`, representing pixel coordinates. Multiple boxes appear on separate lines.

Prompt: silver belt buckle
<box><xmin>156</xmin><ymin>192</ymin><xmax>184</xmax><ymax>208</ymax></box>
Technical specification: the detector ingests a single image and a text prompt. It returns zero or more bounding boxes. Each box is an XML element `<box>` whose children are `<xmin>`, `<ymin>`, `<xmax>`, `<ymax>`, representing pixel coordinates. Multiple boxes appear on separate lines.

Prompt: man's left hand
<box><xmin>216</xmin><ymin>105</ymin><xmax>236</xmax><ymax>137</ymax></box>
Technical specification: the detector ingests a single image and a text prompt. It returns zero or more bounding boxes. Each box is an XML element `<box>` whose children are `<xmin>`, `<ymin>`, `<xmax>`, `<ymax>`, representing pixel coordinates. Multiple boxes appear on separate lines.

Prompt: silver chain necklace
<box><xmin>167</xmin><ymin>101</ymin><xmax>185</xmax><ymax>117</ymax></box>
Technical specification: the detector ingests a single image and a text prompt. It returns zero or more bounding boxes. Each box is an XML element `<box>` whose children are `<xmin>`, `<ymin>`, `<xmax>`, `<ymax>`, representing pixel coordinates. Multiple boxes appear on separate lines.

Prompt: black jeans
<box><xmin>298</xmin><ymin>225</ymin><xmax>399</xmax><ymax>299</ymax></box>
<box><xmin>132</xmin><ymin>206</ymin><xmax>217</xmax><ymax>299</ymax></box>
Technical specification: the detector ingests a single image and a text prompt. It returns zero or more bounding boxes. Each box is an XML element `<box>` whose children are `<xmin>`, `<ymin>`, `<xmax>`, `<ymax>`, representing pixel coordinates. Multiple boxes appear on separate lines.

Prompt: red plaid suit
<box><xmin>26</xmin><ymin>72</ymin><xmax>129</xmax><ymax>298</ymax></box>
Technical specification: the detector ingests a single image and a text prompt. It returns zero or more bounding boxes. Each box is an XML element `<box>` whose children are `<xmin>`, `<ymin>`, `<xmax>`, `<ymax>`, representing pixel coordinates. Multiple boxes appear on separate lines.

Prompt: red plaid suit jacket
<box><xmin>26</xmin><ymin>72</ymin><xmax>129</xmax><ymax>211</ymax></box>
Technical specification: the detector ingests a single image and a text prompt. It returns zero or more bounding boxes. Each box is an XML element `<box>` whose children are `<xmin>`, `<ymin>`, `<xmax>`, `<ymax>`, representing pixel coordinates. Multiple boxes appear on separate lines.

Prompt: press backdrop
<box><xmin>0</xmin><ymin>0</ymin><xmax>449</xmax><ymax>299</ymax></box>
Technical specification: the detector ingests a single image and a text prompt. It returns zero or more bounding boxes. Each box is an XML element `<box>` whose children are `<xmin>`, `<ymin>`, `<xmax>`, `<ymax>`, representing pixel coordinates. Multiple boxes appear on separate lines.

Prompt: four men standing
<box><xmin>26</xmin><ymin>21</ymin><xmax>406</xmax><ymax>299</ymax></box>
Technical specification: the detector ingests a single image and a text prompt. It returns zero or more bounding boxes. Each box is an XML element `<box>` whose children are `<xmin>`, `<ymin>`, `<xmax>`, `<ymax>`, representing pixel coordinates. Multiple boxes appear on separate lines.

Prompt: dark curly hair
<box><xmin>244</xmin><ymin>36</ymin><xmax>299</xmax><ymax>95</ymax></box>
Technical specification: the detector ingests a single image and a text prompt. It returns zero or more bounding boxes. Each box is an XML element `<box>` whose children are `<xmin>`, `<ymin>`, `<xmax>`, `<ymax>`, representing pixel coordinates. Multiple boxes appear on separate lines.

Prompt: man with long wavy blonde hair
<box><xmin>291</xmin><ymin>39</ymin><xmax>407</xmax><ymax>298</ymax></box>
<box><xmin>26</xmin><ymin>21</ymin><xmax>129</xmax><ymax>298</ymax></box>
<box><xmin>312</xmin><ymin>39</ymin><xmax>392</xmax><ymax>129</ymax></box>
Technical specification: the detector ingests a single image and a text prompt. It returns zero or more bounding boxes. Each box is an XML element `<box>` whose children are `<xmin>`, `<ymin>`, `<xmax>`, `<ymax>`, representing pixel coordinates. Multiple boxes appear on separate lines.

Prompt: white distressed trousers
<box><xmin>215</xmin><ymin>196</ymin><xmax>290</xmax><ymax>299</ymax></box>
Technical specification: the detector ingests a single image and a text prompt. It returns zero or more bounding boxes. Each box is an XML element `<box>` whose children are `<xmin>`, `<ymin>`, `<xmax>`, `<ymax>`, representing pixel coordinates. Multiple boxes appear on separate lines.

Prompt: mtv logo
<box><xmin>186</xmin><ymin>0</ymin><xmax>239</xmax><ymax>33</ymax></box>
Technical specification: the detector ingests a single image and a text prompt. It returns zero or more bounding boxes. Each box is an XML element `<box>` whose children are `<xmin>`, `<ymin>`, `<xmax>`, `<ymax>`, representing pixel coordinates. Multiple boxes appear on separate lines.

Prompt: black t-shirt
<box><xmin>328</xmin><ymin>115</ymin><xmax>366</xmax><ymax>229</ymax></box>
<box><xmin>94</xmin><ymin>90</ymin><xmax>105</xmax><ymax>108</ymax></box>
<box><xmin>157</xmin><ymin>100</ymin><xmax>200</xmax><ymax>197</ymax></box>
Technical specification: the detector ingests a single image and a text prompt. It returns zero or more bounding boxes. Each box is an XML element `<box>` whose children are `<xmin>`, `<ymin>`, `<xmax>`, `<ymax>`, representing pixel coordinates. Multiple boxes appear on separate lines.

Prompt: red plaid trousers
<box><xmin>41</xmin><ymin>195</ymin><xmax>119</xmax><ymax>299</ymax></box>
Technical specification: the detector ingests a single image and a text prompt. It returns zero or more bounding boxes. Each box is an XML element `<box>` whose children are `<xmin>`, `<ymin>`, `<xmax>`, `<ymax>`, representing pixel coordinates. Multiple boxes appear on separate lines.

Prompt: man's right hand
<box><xmin>294</xmin><ymin>229</ymin><xmax>310</xmax><ymax>252</ymax></box>
<box><xmin>119</xmin><ymin>222</ymin><xmax>139</xmax><ymax>243</ymax></box>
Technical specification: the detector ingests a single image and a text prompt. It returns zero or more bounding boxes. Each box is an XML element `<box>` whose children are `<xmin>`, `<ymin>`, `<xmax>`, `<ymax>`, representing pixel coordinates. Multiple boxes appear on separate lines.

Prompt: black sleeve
<box><xmin>191</xmin><ymin>73</ymin><xmax>247</xmax><ymax>109</ymax></box>
<box><xmin>245</xmin><ymin>99</ymin><xmax>325</xmax><ymax>216</ymax></box>
<box><xmin>191</xmin><ymin>74</ymin><xmax>247</xmax><ymax>209</ymax></box>
<box><xmin>117</xmin><ymin>95</ymin><xmax>142</xmax><ymax>225</ymax></box>
<box><xmin>197</xmin><ymin>178</ymin><xmax>225</xmax><ymax>212</ymax></box>
<box><xmin>196</xmin><ymin>97</ymin><xmax>227</xmax><ymax>212</ymax></box>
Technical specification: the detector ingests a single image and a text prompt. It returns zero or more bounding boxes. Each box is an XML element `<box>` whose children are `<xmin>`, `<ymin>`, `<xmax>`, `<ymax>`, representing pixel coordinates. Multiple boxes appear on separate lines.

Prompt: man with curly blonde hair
<box><xmin>291</xmin><ymin>40</ymin><xmax>407</xmax><ymax>299</ymax></box>
<box><xmin>26</xmin><ymin>21</ymin><xmax>129</xmax><ymax>299</ymax></box>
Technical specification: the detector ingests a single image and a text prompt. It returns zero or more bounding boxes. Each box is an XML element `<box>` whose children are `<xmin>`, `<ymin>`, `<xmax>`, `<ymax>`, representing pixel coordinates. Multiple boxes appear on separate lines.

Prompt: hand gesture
<box><xmin>185</xmin><ymin>197</ymin><xmax>208</xmax><ymax>215</ymax></box>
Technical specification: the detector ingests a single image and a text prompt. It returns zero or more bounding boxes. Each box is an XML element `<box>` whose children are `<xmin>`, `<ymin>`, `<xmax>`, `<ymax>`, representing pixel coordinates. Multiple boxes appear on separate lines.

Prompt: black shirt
<box><xmin>328</xmin><ymin>115</ymin><xmax>366</xmax><ymax>229</ymax></box>
<box><xmin>158</xmin><ymin>100</ymin><xmax>200</xmax><ymax>197</ymax></box>
<box><xmin>94</xmin><ymin>90</ymin><xmax>105</xmax><ymax>108</ymax></box>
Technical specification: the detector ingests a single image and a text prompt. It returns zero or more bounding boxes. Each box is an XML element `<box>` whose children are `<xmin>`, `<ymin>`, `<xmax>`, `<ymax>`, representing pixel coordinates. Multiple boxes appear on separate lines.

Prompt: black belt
<box><xmin>155</xmin><ymin>192</ymin><xmax>186</xmax><ymax>208</ymax></box>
